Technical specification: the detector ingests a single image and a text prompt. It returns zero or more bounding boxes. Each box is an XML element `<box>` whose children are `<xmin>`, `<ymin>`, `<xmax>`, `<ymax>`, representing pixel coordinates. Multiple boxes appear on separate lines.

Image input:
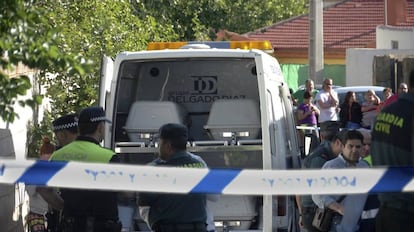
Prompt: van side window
<box><xmin>266</xmin><ymin>91</ymin><xmax>277</xmax><ymax>157</ymax></box>
<box><xmin>279</xmin><ymin>85</ymin><xmax>301</xmax><ymax>168</ymax></box>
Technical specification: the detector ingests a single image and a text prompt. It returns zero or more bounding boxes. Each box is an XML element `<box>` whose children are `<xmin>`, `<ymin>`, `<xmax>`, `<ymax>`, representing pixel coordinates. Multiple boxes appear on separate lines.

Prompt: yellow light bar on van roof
<box><xmin>147</xmin><ymin>41</ymin><xmax>273</xmax><ymax>52</ymax></box>
<box><xmin>147</xmin><ymin>42</ymin><xmax>188</xmax><ymax>50</ymax></box>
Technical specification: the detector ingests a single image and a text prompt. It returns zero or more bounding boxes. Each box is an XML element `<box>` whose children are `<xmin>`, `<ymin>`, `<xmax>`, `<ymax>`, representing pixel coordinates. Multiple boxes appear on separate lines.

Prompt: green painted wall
<box><xmin>280</xmin><ymin>64</ymin><xmax>345</xmax><ymax>91</ymax></box>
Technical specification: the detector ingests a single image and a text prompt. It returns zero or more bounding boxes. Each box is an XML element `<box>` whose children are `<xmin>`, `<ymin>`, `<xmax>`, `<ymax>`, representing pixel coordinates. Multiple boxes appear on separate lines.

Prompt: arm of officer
<box><xmin>37</xmin><ymin>187</ymin><xmax>64</xmax><ymax>210</ymax></box>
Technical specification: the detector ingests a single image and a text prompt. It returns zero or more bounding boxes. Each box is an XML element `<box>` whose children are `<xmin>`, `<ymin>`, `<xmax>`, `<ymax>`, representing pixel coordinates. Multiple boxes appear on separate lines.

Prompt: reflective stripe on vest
<box><xmin>361</xmin><ymin>208</ymin><xmax>379</xmax><ymax>220</ymax></box>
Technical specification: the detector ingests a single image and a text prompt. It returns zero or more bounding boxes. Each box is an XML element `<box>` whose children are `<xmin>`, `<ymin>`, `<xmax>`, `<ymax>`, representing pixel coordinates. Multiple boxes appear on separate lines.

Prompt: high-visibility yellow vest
<box><xmin>50</xmin><ymin>140</ymin><xmax>113</xmax><ymax>163</ymax></box>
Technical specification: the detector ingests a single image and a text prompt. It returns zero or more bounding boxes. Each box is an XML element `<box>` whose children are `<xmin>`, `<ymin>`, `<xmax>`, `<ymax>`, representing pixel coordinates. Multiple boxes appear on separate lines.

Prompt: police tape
<box><xmin>1</xmin><ymin>159</ymin><xmax>414</xmax><ymax>195</ymax></box>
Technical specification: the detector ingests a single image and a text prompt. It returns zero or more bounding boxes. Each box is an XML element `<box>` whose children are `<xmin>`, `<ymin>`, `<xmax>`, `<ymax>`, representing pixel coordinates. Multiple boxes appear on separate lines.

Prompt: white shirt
<box><xmin>316</xmin><ymin>90</ymin><xmax>339</xmax><ymax>123</ymax></box>
<box><xmin>312</xmin><ymin>155</ymin><xmax>368</xmax><ymax>232</ymax></box>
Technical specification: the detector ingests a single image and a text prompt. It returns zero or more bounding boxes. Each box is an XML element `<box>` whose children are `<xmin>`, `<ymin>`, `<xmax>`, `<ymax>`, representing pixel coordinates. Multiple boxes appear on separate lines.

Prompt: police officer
<box><xmin>46</xmin><ymin>113</ymin><xmax>79</xmax><ymax>232</ymax></box>
<box><xmin>297</xmin><ymin>124</ymin><xmax>343</xmax><ymax>232</ymax></box>
<box><xmin>138</xmin><ymin>123</ymin><xmax>207</xmax><ymax>232</ymax></box>
<box><xmin>371</xmin><ymin>70</ymin><xmax>414</xmax><ymax>231</ymax></box>
<box><xmin>52</xmin><ymin>113</ymin><xmax>79</xmax><ymax>149</ymax></box>
<box><xmin>50</xmin><ymin>106</ymin><xmax>121</xmax><ymax>232</ymax></box>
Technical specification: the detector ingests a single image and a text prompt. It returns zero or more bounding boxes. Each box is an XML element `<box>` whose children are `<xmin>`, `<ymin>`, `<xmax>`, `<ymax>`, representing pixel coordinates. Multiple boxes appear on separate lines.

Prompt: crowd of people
<box><xmin>293</xmin><ymin>70</ymin><xmax>414</xmax><ymax>232</ymax></box>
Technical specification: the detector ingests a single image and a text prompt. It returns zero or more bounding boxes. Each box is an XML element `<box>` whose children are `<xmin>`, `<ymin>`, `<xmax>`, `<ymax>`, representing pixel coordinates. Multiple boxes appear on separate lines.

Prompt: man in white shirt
<box><xmin>312</xmin><ymin>130</ymin><xmax>368</xmax><ymax>232</ymax></box>
<box><xmin>315</xmin><ymin>78</ymin><xmax>339</xmax><ymax>125</ymax></box>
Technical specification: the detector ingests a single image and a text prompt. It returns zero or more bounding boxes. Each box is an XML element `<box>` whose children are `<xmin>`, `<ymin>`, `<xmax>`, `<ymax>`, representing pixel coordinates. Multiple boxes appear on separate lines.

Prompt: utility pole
<box><xmin>309</xmin><ymin>0</ymin><xmax>324</xmax><ymax>84</ymax></box>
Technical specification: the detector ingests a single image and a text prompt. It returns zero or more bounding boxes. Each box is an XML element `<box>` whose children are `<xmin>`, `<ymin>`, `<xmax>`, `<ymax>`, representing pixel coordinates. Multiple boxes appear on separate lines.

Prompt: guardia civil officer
<box><xmin>371</xmin><ymin>70</ymin><xmax>414</xmax><ymax>231</ymax></box>
<box><xmin>138</xmin><ymin>123</ymin><xmax>207</xmax><ymax>232</ymax></box>
<box><xmin>50</xmin><ymin>106</ymin><xmax>121</xmax><ymax>232</ymax></box>
<box><xmin>296</xmin><ymin>123</ymin><xmax>343</xmax><ymax>232</ymax></box>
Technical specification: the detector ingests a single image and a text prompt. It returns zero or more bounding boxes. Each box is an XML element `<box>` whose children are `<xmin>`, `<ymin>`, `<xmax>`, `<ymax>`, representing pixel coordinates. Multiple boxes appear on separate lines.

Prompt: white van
<box><xmin>100</xmin><ymin>41</ymin><xmax>301</xmax><ymax>232</ymax></box>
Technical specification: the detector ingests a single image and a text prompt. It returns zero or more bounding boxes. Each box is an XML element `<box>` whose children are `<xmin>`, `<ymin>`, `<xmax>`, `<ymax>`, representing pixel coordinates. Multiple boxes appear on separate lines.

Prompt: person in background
<box><xmin>382</xmin><ymin>82</ymin><xmax>408</xmax><ymax>107</ymax></box>
<box><xmin>50</xmin><ymin>106</ymin><xmax>121</xmax><ymax>232</ymax></box>
<box><xmin>293</xmin><ymin>79</ymin><xmax>319</xmax><ymax>106</ymax></box>
<box><xmin>296</xmin><ymin>91</ymin><xmax>319</xmax><ymax>155</ymax></box>
<box><xmin>361</xmin><ymin>90</ymin><xmax>380</xmax><ymax>129</ymax></box>
<box><xmin>371</xmin><ymin>71</ymin><xmax>414</xmax><ymax>231</ymax></box>
<box><xmin>297</xmin><ymin>91</ymin><xmax>319</xmax><ymax>127</ymax></box>
<box><xmin>315</xmin><ymin>78</ymin><xmax>339</xmax><ymax>128</ymax></box>
<box><xmin>138</xmin><ymin>123</ymin><xmax>207</xmax><ymax>232</ymax></box>
<box><xmin>356</xmin><ymin>128</ymin><xmax>372</xmax><ymax>163</ymax></box>
<box><xmin>26</xmin><ymin>138</ymin><xmax>64</xmax><ymax>232</ymax></box>
<box><xmin>289</xmin><ymin>88</ymin><xmax>298</xmax><ymax>106</ymax></box>
<box><xmin>356</xmin><ymin>128</ymin><xmax>379</xmax><ymax>232</ymax></box>
<box><xmin>377</xmin><ymin>88</ymin><xmax>392</xmax><ymax>111</ymax></box>
<box><xmin>382</xmin><ymin>88</ymin><xmax>392</xmax><ymax>102</ymax></box>
<box><xmin>312</xmin><ymin>130</ymin><xmax>368</xmax><ymax>232</ymax></box>
<box><xmin>339</xmin><ymin>91</ymin><xmax>362</xmax><ymax>129</ymax></box>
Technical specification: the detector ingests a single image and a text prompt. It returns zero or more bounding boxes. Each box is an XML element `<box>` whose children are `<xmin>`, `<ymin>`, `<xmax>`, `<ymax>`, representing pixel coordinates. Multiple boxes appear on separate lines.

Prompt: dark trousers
<box><xmin>62</xmin><ymin>216</ymin><xmax>122</xmax><ymax>232</ymax></box>
<box><xmin>152</xmin><ymin>222</ymin><xmax>207</xmax><ymax>232</ymax></box>
<box><xmin>46</xmin><ymin>210</ymin><xmax>61</xmax><ymax>232</ymax></box>
<box><xmin>302</xmin><ymin>207</ymin><xmax>322</xmax><ymax>232</ymax></box>
<box><xmin>376</xmin><ymin>204</ymin><xmax>414</xmax><ymax>232</ymax></box>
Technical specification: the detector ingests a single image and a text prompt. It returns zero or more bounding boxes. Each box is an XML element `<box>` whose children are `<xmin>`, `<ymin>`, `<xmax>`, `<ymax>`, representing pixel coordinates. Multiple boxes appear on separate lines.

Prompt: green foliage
<box><xmin>26</xmin><ymin>110</ymin><xmax>55</xmax><ymax>158</ymax></box>
<box><xmin>1</xmin><ymin>0</ymin><xmax>89</xmax><ymax>122</ymax></box>
<box><xmin>2</xmin><ymin>0</ymin><xmax>307</xmax><ymax>120</ymax></box>
<box><xmin>37</xmin><ymin>0</ymin><xmax>178</xmax><ymax>115</ymax></box>
<box><xmin>134</xmin><ymin>0</ymin><xmax>308</xmax><ymax>40</ymax></box>
<box><xmin>2</xmin><ymin>0</ymin><xmax>308</xmax><ymax>158</ymax></box>
<box><xmin>1</xmin><ymin>0</ymin><xmax>89</xmax><ymax>159</ymax></box>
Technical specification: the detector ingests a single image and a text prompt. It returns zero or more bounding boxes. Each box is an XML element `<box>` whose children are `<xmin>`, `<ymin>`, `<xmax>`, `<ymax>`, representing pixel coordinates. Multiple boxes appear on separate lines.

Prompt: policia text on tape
<box><xmin>1</xmin><ymin>159</ymin><xmax>414</xmax><ymax>195</ymax></box>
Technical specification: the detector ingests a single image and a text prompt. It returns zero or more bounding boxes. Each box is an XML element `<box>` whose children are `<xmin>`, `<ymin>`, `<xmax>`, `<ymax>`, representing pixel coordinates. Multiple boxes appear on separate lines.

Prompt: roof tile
<box><xmin>246</xmin><ymin>0</ymin><xmax>414</xmax><ymax>49</ymax></box>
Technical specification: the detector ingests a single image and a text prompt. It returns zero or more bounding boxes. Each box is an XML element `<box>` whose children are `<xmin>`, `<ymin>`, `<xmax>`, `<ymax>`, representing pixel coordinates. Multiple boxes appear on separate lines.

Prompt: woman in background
<box><xmin>297</xmin><ymin>91</ymin><xmax>319</xmax><ymax>127</ymax></box>
<box><xmin>377</xmin><ymin>87</ymin><xmax>392</xmax><ymax>111</ymax></box>
<box><xmin>296</xmin><ymin>91</ymin><xmax>319</xmax><ymax>155</ymax></box>
<box><xmin>339</xmin><ymin>91</ymin><xmax>362</xmax><ymax>129</ymax></box>
<box><xmin>361</xmin><ymin>90</ymin><xmax>381</xmax><ymax>129</ymax></box>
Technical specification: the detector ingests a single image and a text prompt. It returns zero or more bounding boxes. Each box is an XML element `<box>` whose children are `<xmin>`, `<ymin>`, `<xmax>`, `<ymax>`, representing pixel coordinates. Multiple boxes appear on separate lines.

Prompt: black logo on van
<box><xmin>191</xmin><ymin>76</ymin><xmax>217</xmax><ymax>94</ymax></box>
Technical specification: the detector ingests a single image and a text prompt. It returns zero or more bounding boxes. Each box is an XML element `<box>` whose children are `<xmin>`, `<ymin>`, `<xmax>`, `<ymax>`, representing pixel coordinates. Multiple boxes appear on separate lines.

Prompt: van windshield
<box><xmin>113</xmin><ymin>57</ymin><xmax>263</xmax><ymax>169</ymax></box>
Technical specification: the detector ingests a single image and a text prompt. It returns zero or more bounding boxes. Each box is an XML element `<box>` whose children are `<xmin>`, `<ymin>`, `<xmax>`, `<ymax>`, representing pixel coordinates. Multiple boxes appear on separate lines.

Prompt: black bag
<box><xmin>312</xmin><ymin>207</ymin><xmax>336</xmax><ymax>231</ymax></box>
<box><xmin>312</xmin><ymin>195</ymin><xmax>346</xmax><ymax>232</ymax></box>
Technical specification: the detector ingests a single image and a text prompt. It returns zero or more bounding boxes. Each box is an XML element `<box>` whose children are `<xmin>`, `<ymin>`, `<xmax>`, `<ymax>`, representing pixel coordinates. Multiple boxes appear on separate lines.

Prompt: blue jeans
<box><xmin>346</xmin><ymin>122</ymin><xmax>361</xmax><ymax>129</ymax></box>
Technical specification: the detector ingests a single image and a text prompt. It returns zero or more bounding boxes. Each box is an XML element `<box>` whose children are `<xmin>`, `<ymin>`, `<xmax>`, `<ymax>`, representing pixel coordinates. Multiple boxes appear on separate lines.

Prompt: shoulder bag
<box><xmin>312</xmin><ymin>195</ymin><xmax>346</xmax><ymax>232</ymax></box>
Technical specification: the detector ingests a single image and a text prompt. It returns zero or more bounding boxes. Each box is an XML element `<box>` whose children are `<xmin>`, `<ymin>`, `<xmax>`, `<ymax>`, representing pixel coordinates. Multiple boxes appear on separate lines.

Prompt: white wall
<box><xmin>0</xmin><ymin>72</ymin><xmax>50</xmax><ymax>160</ymax></box>
<box><xmin>376</xmin><ymin>25</ymin><xmax>414</xmax><ymax>49</ymax></box>
<box><xmin>0</xmin><ymin>92</ymin><xmax>33</xmax><ymax>160</ymax></box>
<box><xmin>345</xmin><ymin>48</ymin><xmax>414</xmax><ymax>86</ymax></box>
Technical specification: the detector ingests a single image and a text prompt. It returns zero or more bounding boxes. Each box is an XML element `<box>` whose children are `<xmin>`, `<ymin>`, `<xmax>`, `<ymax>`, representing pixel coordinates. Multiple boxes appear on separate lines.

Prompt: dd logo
<box><xmin>191</xmin><ymin>76</ymin><xmax>217</xmax><ymax>94</ymax></box>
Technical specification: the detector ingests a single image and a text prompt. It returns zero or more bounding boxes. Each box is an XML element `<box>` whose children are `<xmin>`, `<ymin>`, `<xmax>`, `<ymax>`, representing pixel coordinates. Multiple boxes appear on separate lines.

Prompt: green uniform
<box><xmin>138</xmin><ymin>151</ymin><xmax>207</xmax><ymax>230</ymax></box>
<box><xmin>301</xmin><ymin>141</ymin><xmax>337</xmax><ymax>232</ymax></box>
<box><xmin>371</xmin><ymin>93</ymin><xmax>414</xmax><ymax>231</ymax></box>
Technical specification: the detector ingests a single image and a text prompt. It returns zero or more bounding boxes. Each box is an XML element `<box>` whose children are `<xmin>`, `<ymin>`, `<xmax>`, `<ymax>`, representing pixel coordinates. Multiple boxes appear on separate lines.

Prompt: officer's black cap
<box><xmin>78</xmin><ymin>106</ymin><xmax>111</xmax><ymax>124</ymax></box>
<box><xmin>159</xmin><ymin>123</ymin><xmax>188</xmax><ymax>140</ymax></box>
<box><xmin>52</xmin><ymin>113</ymin><xmax>78</xmax><ymax>131</ymax></box>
